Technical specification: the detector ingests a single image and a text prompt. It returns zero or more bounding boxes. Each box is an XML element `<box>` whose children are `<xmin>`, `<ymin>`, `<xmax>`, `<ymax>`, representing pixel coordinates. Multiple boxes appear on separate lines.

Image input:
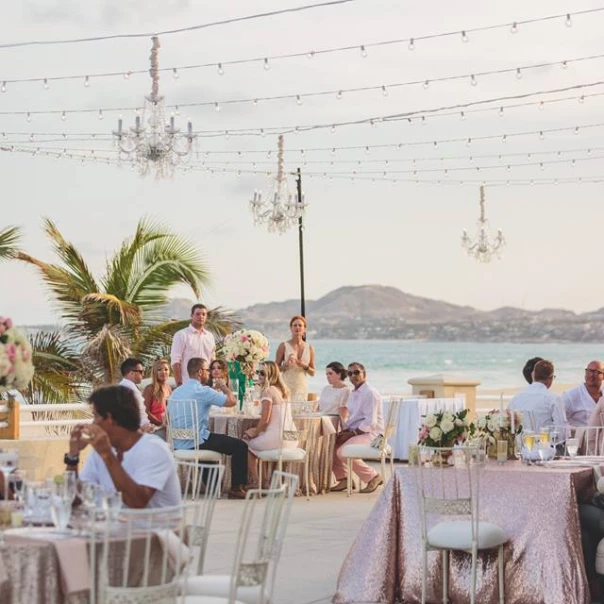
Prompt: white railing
<box><xmin>18</xmin><ymin>402</ymin><xmax>92</xmax><ymax>437</ymax></box>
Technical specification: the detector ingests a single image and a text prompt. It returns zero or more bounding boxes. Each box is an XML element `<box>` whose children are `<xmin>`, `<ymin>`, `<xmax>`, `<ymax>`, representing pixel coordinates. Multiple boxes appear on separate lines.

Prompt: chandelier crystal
<box><xmin>249</xmin><ymin>135</ymin><xmax>306</xmax><ymax>234</ymax></box>
<box><xmin>461</xmin><ymin>185</ymin><xmax>506</xmax><ymax>263</ymax></box>
<box><xmin>113</xmin><ymin>36</ymin><xmax>196</xmax><ymax>179</ymax></box>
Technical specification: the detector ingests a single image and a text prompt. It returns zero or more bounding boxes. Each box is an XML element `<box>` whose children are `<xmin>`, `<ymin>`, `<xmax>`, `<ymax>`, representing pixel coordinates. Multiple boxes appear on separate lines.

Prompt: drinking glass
<box><xmin>496</xmin><ymin>440</ymin><xmax>508</xmax><ymax>465</ymax></box>
<box><xmin>0</xmin><ymin>450</ymin><xmax>18</xmax><ymax>504</ymax></box>
<box><xmin>9</xmin><ymin>470</ymin><xmax>26</xmax><ymax>504</ymax></box>
<box><xmin>105</xmin><ymin>492</ymin><xmax>122</xmax><ymax>522</ymax></box>
<box><xmin>523</xmin><ymin>432</ymin><xmax>535</xmax><ymax>464</ymax></box>
<box><xmin>50</xmin><ymin>496</ymin><xmax>72</xmax><ymax>531</ymax></box>
<box><xmin>566</xmin><ymin>438</ymin><xmax>579</xmax><ymax>458</ymax></box>
<box><xmin>539</xmin><ymin>428</ymin><xmax>550</xmax><ymax>447</ymax></box>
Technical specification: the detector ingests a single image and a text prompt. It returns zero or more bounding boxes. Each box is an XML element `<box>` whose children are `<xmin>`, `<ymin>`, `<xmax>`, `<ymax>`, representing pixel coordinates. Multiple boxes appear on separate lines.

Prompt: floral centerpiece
<box><xmin>222</xmin><ymin>329</ymin><xmax>270</xmax><ymax>374</ymax></box>
<box><xmin>0</xmin><ymin>316</ymin><xmax>34</xmax><ymax>394</ymax></box>
<box><xmin>418</xmin><ymin>408</ymin><xmax>471</xmax><ymax>448</ymax></box>
<box><xmin>472</xmin><ymin>409</ymin><xmax>523</xmax><ymax>459</ymax></box>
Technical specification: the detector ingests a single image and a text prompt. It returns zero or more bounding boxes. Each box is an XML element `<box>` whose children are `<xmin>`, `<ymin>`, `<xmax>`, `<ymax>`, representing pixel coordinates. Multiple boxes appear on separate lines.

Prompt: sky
<box><xmin>1</xmin><ymin>0</ymin><xmax>604</xmax><ymax>325</ymax></box>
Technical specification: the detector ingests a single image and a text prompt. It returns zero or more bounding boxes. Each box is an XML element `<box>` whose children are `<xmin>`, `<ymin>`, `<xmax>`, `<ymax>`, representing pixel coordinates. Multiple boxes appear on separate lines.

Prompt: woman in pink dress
<box><xmin>142</xmin><ymin>359</ymin><xmax>172</xmax><ymax>437</ymax></box>
<box><xmin>243</xmin><ymin>361</ymin><xmax>298</xmax><ymax>487</ymax></box>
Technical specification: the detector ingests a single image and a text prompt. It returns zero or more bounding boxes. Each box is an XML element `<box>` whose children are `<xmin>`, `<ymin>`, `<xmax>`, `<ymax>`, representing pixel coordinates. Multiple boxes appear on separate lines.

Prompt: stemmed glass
<box><xmin>523</xmin><ymin>432</ymin><xmax>535</xmax><ymax>465</ymax></box>
<box><xmin>9</xmin><ymin>469</ymin><xmax>26</xmax><ymax>504</ymax></box>
<box><xmin>0</xmin><ymin>449</ymin><xmax>19</xmax><ymax>503</ymax></box>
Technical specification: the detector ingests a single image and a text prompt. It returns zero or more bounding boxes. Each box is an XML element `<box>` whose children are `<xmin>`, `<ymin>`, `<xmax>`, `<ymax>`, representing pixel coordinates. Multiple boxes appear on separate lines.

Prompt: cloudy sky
<box><xmin>2</xmin><ymin>0</ymin><xmax>604</xmax><ymax>325</ymax></box>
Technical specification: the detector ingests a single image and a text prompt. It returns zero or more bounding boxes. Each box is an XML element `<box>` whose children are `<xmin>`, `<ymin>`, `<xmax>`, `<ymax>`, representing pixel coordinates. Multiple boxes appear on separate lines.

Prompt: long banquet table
<box><xmin>334</xmin><ymin>462</ymin><xmax>592</xmax><ymax>604</ymax></box>
<box><xmin>209</xmin><ymin>412</ymin><xmax>340</xmax><ymax>494</ymax></box>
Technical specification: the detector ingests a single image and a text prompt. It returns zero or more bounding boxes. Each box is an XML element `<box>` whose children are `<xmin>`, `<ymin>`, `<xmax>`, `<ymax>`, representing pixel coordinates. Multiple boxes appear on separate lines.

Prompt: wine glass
<box><xmin>566</xmin><ymin>438</ymin><xmax>579</xmax><ymax>458</ymax></box>
<box><xmin>9</xmin><ymin>469</ymin><xmax>26</xmax><ymax>504</ymax></box>
<box><xmin>0</xmin><ymin>450</ymin><xmax>18</xmax><ymax>502</ymax></box>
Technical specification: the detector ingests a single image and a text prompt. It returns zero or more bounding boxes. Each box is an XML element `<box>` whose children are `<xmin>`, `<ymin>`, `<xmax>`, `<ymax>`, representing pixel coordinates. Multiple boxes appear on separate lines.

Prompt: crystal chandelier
<box><xmin>461</xmin><ymin>186</ymin><xmax>506</xmax><ymax>263</ymax></box>
<box><xmin>113</xmin><ymin>36</ymin><xmax>196</xmax><ymax>179</ymax></box>
<box><xmin>249</xmin><ymin>135</ymin><xmax>306</xmax><ymax>234</ymax></box>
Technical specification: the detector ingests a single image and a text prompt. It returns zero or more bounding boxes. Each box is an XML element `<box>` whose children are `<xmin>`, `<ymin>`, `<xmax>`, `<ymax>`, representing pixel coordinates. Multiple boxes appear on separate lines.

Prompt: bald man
<box><xmin>562</xmin><ymin>360</ymin><xmax>604</xmax><ymax>427</ymax></box>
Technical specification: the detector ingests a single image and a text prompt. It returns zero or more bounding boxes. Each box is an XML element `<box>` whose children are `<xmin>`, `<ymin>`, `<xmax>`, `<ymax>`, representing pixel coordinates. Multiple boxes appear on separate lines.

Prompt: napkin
<box><xmin>53</xmin><ymin>538</ymin><xmax>91</xmax><ymax>595</ymax></box>
<box><xmin>154</xmin><ymin>529</ymin><xmax>192</xmax><ymax>571</ymax></box>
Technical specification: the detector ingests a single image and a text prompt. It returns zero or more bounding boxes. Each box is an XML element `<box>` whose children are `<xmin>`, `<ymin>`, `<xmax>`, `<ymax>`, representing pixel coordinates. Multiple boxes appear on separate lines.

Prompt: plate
<box><xmin>543</xmin><ymin>459</ymin><xmax>601</xmax><ymax>468</ymax></box>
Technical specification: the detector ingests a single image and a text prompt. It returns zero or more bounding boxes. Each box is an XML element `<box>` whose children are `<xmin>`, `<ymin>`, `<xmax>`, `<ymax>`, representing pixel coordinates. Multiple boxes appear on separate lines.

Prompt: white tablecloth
<box><xmin>383</xmin><ymin>397</ymin><xmax>465</xmax><ymax>460</ymax></box>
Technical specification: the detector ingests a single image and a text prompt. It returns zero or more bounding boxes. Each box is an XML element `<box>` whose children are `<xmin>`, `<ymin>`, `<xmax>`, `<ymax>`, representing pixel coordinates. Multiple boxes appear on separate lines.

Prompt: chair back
<box><xmin>416</xmin><ymin>446</ymin><xmax>483</xmax><ymax>549</ymax></box>
<box><xmin>166</xmin><ymin>399</ymin><xmax>200</xmax><ymax>450</ymax></box>
<box><xmin>281</xmin><ymin>402</ymin><xmax>309</xmax><ymax>447</ymax></box>
<box><xmin>179</xmin><ymin>462</ymin><xmax>224</xmax><ymax>574</ymax></box>
<box><xmin>382</xmin><ymin>398</ymin><xmax>401</xmax><ymax>453</ymax></box>
<box><xmin>226</xmin><ymin>478</ymin><xmax>296</xmax><ymax>604</ymax></box>
<box><xmin>522</xmin><ymin>409</ymin><xmax>537</xmax><ymax>432</ymax></box>
<box><xmin>577</xmin><ymin>426</ymin><xmax>604</xmax><ymax>456</ymax></box>
<box><xmin>90</xmin><ymin>502</ymin><xmax>196</xmax><ymax>604</ymax></box>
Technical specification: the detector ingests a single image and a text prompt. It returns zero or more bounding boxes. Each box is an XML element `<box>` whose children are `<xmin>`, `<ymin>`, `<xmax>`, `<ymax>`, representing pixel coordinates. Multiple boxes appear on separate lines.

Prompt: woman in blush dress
<box><xmin>318</xmin><ymin>361</ymin><xmax>350</xmax><ymax>421</ymax></box>
<box><xmin>142</xmin><ymin>359</ymin><xmax>172</xmax><ymax>439</ymax></box>
<box><xmin>243</xmin><ymin>361</ymin><xmax>298</xmax><ymax>487</ymax></box>
<box><xmin>208</xmin><ymin>359</ymin><xmax>230</xmax><ymax>390</ymax></box>
<box><xmin>275</xmin><ymin>316</ymin><xmax>315</xmax><ymax>401</ymax></box>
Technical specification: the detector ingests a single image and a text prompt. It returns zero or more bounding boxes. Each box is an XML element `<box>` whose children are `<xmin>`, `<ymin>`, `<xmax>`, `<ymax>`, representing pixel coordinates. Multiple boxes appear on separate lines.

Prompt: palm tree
<box><xmin>18</xmin><ymin>217</ymin><xmax>238</xmax><ymax>383</ymax></box>
<box><xmin>0</xmin><ymin>225</ymin><xmax>21</xmax><ymax>260</ymax></box>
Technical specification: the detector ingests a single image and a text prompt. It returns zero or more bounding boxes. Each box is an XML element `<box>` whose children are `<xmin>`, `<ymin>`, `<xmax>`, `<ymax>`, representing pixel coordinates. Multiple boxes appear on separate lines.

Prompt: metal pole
<box><xmin>297</xmin><ymin>167</ymin><xmax>306</xmax><ymax>320</ymax></box>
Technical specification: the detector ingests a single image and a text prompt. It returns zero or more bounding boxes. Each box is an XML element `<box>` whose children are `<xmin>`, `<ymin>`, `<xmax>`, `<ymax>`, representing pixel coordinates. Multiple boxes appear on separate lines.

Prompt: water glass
<box><xmin>105</xmin><ymin>492</ymin><xmax>122</xmax><ymax>521</ymax></box>
<box><xmin>496</xmin><ymin>440</ymin><xmax>508</xmax><ymax>465</ymax></box>
<box><xmin>50</xmin><ymin>496</ymin><xmax>72</xmax><ymax>531</ymax></box>
<box><xmin>566</xmin><ymin>438</ymin><xmax>579</xmax><ymax>458</ymax></box>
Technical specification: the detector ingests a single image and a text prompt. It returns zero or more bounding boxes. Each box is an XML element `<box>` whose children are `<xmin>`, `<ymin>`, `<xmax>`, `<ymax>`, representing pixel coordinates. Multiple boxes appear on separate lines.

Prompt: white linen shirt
<box><xmin>509</xmin><ymin>382</ymin><xmax>567</xmax><ymax>431</ymax></box>
<box><xmin>345</xmin><ymin>382</ymin><xmax>384</xmax><ymax>437</ymax></box>
<box><xmin>80</xmin><ymin>433</ymin><xmax>181</xmax><ymax>508</ymax></box>
<box><xmin>562</xmin><ymin>384</ymin><xmax>602</xmax><ymax>427</ymax></box>
<box><xmin>118</xmin><ymin>378</ymin><xmax>150</xmax><ymax>427</ymax></box>
<box><xmin>170</xmin><ymin>325</ymin><xmax>216</xmax><ymax>380</ymax></box>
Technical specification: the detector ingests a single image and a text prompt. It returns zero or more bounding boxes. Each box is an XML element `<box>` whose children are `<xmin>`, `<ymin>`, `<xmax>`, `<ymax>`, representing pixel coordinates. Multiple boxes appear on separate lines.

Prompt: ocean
<box><xmin>270</xmin><ymin>340</ymin><xmax>604</xmax><ymax>394</ymax></box>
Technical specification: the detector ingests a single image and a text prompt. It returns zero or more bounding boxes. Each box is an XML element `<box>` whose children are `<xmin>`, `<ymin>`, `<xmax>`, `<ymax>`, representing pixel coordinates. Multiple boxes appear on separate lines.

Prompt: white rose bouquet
<box><xmin>222</xmin><ymin>329</ymin><xmax>270</xmax><ymax>375</ymax></box>
<box><xmin>418</xmin><ymin>408</ymin><xmax>470</xmax><ymax>447</ymax></box>
<box><xmin>472</xmin><ymin>409</ymin><xmax>523</xmax><ymax>447</ymax></box>
<box><xmin>0</xmin><ymin>317</ymin><xmax>34</xmax><ymax>393</ymax></box>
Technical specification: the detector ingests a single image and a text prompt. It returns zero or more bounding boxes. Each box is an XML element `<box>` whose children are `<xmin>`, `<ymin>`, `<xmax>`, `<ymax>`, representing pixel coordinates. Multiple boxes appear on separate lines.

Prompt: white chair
<box><xmin>89</xmin><ymin>502</ymin><xmax>199</xmax><ymax>604</ymax></box>
<box><xmin>183</xmin><ymin>472</ymin><xmax>298</xmax><ymax>604</ymax></box>
<box><xmin>340</xmin><ymin>397</ymin><xmax>401</xmax><ymax>496</ymax></box>
<box><xmin>166</xmin><ymin>399</ymin><xmax>223</xmax><ymax>497</ymax></box>
<box><xmin>417</xmin><ymin>446</ymin><xmax>508</xmax><ymax>604</ymax></box>
<box><xmin>576</xmin><ymin>426</ymin><xmax>604</xmax><ymax>456</ymax></box>
<box><xmin>255</xmin><ymin>402</ymin><xmax>310</xmax><ymax>500</ymax></box>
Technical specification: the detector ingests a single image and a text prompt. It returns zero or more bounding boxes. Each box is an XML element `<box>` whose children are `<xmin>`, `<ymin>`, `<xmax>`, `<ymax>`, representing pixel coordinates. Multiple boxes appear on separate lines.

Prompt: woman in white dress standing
<box><xmin>275</xmin><ymin>316</ymin><xmax>316</xmax><ymax>401</ymax></box>
<box><xmin>243</xmin><ymin>361</ymin><xmax>298</xmax><ymax>487</ymax></box>
<box><xmin>318</xmin><ymin>361</ymin><xmax>350</xmax><ymax>421</ymax></box>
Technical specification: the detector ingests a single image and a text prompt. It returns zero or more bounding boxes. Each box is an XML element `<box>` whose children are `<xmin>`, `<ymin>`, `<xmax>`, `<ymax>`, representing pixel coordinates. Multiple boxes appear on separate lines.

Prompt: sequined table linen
<box><xmin>209</xmin><ymin>414</ymin><xmax>339</xmax><ymax>494</ymax></box>
<box><xmin>334</xmin><ymin>463</ymin><xmax>592</xmax><ymax>604</ymax></box>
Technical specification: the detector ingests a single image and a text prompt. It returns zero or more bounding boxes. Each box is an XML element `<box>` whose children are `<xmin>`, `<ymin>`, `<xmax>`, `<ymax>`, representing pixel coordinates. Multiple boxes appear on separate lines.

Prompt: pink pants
<box><xmin>333</xmin><ymin>434</ymin><xmax>379</xmax><ymax>484</ymax></box>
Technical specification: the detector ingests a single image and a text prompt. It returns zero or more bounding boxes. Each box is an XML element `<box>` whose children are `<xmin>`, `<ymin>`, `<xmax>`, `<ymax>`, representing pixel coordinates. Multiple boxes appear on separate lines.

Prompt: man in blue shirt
<box><xmin>170</xmin><ymin>357</ymin><xmax>248</xmax><ymax>499</ymax></box>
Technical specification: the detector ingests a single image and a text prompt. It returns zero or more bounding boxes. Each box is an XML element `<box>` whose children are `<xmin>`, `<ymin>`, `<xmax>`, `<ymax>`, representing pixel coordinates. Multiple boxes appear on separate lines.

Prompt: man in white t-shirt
<box><xmin>65</xmin><ymin>385</ymin><xmax>181</xmax><ymax>508</ymax></box>
<box><xmin>118</xmin><ymin>357</ymin><xmax>151</xmax><ymax>429</ymax></box>
<box><xmin>171</xmin><ymin>304</ymin><xmax>216</xmax><ymax>386</ymax></box>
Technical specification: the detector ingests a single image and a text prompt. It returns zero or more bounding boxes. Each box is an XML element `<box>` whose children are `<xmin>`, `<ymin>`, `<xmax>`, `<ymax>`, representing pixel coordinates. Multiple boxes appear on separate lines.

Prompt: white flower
<box><xmin>429</xmin><ymin>427</ymin><xmax>442</xmax><ymax>441</ymax></box>
<box><xmin>487</xmin><ymin>420</ymin><xmax>496</xmax><ymax>433</ymax></box>
<box><xmin>443</xmin><ymin>411</ymin><xmax>454</xmax><ymax>423</ymax></box>
<box><xmin>440</xmin><ymin>419</ymin><xmax>455</xmax><ymax>434</ymax></box>
<box><xmin>424</xmin><ymin>414</ymin><xmax>437</xmax><ymax>428</ymax></box>
<box><xmin>477</xmin><ymin>418</ymin><xmax>486</xmax><ymax>429</ymax></box>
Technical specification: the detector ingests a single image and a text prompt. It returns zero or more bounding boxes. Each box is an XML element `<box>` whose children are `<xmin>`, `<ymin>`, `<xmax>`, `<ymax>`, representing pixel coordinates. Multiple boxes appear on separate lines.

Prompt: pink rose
<box><xmin>6</xmin><ymin>343</ymin><xmax>16</xmax><ymax>362</ymax></box>
<box><xmin>4</xmin><ymin>318</ymin><xmax>12</xmax><ymax>329</ymax></box>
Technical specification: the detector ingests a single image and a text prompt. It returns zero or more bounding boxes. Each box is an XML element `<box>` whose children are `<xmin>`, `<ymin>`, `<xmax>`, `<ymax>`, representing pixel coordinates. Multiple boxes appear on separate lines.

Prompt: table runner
<box><xmin>334</xmin><ymin>462</ymin><xmax>592</xmax><ymax>604</ymax></box>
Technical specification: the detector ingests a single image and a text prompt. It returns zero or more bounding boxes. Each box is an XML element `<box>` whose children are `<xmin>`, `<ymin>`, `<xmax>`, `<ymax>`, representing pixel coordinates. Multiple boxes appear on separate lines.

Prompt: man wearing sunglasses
<box><xmin>118</xmin><ymin>357</ymin><xmax>152</xmax><ymax>429</ymax></box>
<box><xmin>562</xmin><ymin>360</ymin><xmax>604</xmax><ymax>427</ymax></box>
<box><xmin>332</xmin><ymin>362</ymin><xmax>384</xmax><ymax>494</ymax></box>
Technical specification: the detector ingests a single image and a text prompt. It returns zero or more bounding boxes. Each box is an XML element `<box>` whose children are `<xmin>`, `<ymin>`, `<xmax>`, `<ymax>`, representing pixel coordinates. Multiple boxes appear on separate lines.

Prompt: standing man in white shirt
<box><xmin>562</xmin><ymin>360</ymin><xmax>604</xmax><ymax>427</ymax></box>
<box><xmin>118</xmin><ymin>357</ymin><xmax>151</xmax><ymax>429</ymax></box>
<box><xmin>171</xmin><ymin>304</ymin><xmax>216</xmax><ymax>387</ymax></box>
<box><xmin>332</xmin><ymin>362</ymin><xmax>384</xmax><ymax>494</ymax></box>
<box><xmin>509</xmin><ymin>359</ymin><xmax>567</xmax><ymax>431</ymax></box>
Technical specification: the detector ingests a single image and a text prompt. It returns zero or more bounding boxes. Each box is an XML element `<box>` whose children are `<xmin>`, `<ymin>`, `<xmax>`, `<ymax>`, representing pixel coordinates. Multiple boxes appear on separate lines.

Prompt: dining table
<box><xmin>208</xmin><ymin>411</ymin><xmax>340</xmax><ymax>494</ymax></box>
<box><xmin>334</xmin><ymin>460</ymin><xmax>594</xmax><ymax>604</ymax></box>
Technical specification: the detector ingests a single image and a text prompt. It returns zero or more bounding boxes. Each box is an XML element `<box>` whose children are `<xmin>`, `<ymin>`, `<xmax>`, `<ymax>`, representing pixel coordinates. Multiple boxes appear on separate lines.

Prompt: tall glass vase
<box><xmin>227</xmin><ymin>361</ymin><xmax>245</xmax><ymax>411</ymax></box>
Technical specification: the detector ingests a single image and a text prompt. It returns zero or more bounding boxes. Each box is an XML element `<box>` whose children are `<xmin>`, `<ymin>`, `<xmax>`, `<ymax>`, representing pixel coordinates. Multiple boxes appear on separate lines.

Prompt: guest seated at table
<box><xmin>142</xmin><ymin>358</ymin><xmax>172</xmax><ymax>438</ymax></box>
<box><xmin>318</xmin><ymin>361</ymin><xmax>350</xmax><ymax>421</ymax></box>
<box><xmin>522</xmin><ymin>356</ymin><xmax>543</xmax><ymax>384</ymax></box>
<box><xmin>509</xmin><ymin>360</ymin><xmax>567</xmax><ymax>431</ymax></box>
<box><xmin>563</xmin><ymin>360</ymin><xmax>604</xmax><ymax>428</ymax></box>
<box><xmin>170</xmin><ymin>357</ymin><xmax>249</xmax><ymax>499</ymax></box>
<box><xmin>208</xmin><ymin>359</ymin><xmax>230</xmax><ymax>390</ymax></box>
<box><xmin>331</xmin><ymin>362</ymin><xmax>384</xmax><ymax>494</ymax></box>
<box><xmin>118</xmin><ymin>357</ymin><xmax>152</xmax><ymax>430</ymax></box>
<box><xmin>66</xmin><ymin>385</ymin><xmax>181</xmax><ymax>509</ymax></box>
<box><xmin>243</xmin><ymin>361</ymin><xmax>298</xmax><ymax>488</ymax></box>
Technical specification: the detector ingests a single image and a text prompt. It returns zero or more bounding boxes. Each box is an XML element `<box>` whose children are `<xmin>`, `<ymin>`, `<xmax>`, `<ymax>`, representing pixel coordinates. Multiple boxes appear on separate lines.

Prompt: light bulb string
<box><xmin>0</xmin><ymin>6</ymin><xmax>600</xmax><ymax>80</ymax></box>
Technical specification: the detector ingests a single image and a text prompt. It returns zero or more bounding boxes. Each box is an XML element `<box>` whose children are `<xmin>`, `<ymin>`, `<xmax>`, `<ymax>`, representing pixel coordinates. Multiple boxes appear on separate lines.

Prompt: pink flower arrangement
<box><xmin>0</xmin><ymin>317</ymin><xmax>34</xmax><ymax>392</ymax></box>
<box><xmin>222</xmin><ymin>329</ymin><xmax>269</xmax><ymax>365</ymax></box>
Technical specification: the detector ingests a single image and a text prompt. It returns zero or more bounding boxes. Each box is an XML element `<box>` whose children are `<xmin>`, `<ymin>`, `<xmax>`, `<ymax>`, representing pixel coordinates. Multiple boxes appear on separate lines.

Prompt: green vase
<box><xmin>227</xmin><ymin>361</ymin><xmax>246</xmax><ymax>410</ymax></box>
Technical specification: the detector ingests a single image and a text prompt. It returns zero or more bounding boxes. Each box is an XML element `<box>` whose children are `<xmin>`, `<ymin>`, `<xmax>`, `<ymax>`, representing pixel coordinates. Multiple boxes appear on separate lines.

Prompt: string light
<box><xmin>123</xmin><ymin>71</ymin><xmax>131</xmax><ymax>80</ymax></box>
<box><xmin>381</xmin><ymin>85</ymin><xmax>388</xmax><ymax>97</ymax></box>
<box><xmin>296</xmin><ymin>95</ymin><xmax>302</xmax><ymax>105</ymax></box>
<box><xmin>360</xmin><ymin>45</ymin><xmax>368</xmax><ymax>57</ymax></box>
<box><xmin>423</xmin><ymin>80</ymin><xmax>430</xmax><ymax>89</ymax></box>
<box><xmin>217</xmin><ymin>63</ymin><xmax>224</xmax><ymax>75</ymax></box>
<box><xmin>461</xmin><ymin>30</ymin><xmax>469</xmax><ymax>43</ymax></box>
<box><xmin>84</xmin><ymin>76</ymin><xmax>90</xmax><ymax>87</ymax></box>
<box><xmin>43</xmin><ymin>78</ymin><xmax>49</xmax><ymax>90</ymax></box>
<box><xmin>470</xmin><ymin>74</ymin><xmax>477</xmax><ymax>86</ymax></box>
<box><xmin>1</xmin><ymin>82</ymin><xmax>6</xmax><ymax>93</ymax></box>
<box><xmin>565</xmin><ymin>13</ymin><xmax>572</xmax><ymax>27</ymax></box>
<box><xmin>510</xmin><ymin>22</ymin><xmax>518</xmax><ymax>34</ymax></box>
<box><xmin>98</xmin><ymin>109</ymin><xmax>104</xmax><ymax>120</ymax></box>
<box><xmin>263</xmin><ymin>58</ymin><xmax>270</xmax><ymax>71</ymax></box>
<box><xmin>499</xmin><ymin>107</ymin><xmax>504</xmax><ymax>117</ymax></box>
<box><xmin>172</xmin><ymin>68</ymin><xmax>179</xmax><ymax>79</ymax></box>
<box><xmin>516</xmin><ymin>68</ymin><xmax>522</xmax><ymax>79</ymax></box>
<box><xmin>26</xmin><ymin>112</ymin><xmax>31</xmax><ymax>122</ymax></box>
<box><xmin>61</xmin><ymin>111</ymin><xmax>66</xmax><ymax>121</ymax></box>
<box><xmin>214</xmin><ymin>102</ymin><xmax>220</xmax><ymax>112</ymax></box>
<box><xmin>336</xmin><ymin>90</ymin><xmax>343</xmax><ymax>100</ymax></box>
<box><xmin>408</xmin><ymin>38</ymin><xmax>415</xmax><ymax>50</ymax></box>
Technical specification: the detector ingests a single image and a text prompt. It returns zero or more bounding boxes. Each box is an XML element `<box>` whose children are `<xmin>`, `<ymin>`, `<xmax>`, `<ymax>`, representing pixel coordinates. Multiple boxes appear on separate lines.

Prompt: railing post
<box><xmin>0</xmin><ymin>396</ymin><xmax>20</xmax><ymax>440</ymax></box>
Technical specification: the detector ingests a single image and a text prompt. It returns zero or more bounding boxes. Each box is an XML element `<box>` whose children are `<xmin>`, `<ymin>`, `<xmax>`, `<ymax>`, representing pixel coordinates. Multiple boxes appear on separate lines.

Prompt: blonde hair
<box><xmin>260</xmin><ymin>360</ymin><xmax>289</xmax><ymax>400</ymax></box>
<box><xmin>151</xmin><ymin>359</ymin><xmax>170</xmax><ymax>402</ymax></box>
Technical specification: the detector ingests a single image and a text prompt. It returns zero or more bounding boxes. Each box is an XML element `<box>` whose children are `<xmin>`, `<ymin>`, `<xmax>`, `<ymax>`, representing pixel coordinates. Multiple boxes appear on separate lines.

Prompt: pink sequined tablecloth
<box><xmin>334</xmin><ymin>462</ymin><xmax>593</xmax><ymax>604</ymax></box>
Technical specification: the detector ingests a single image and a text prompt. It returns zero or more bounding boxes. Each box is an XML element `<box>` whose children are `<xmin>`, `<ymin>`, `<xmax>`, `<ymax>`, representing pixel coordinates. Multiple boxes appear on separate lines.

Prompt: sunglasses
<box><xmin>256</xmin><ymin>370</ymin><xmax>266</xmax><ymax>376</ymax></box>
<box><xmin>131</xmin><ymin>369</ymin><xmax>144</xmax><ymax>374</ymax></box>
<box><xmin>347</xmin><ymin>370</ymin><xmax>362</xmax><ymax>376</ymax></box>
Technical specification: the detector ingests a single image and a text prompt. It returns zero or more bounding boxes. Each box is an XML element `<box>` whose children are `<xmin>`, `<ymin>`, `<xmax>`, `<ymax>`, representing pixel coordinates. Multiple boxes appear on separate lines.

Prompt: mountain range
<box><xmin>166</xmin><ymin>285</ymin><xmax>604</xmax><ymax>342</ymax></box>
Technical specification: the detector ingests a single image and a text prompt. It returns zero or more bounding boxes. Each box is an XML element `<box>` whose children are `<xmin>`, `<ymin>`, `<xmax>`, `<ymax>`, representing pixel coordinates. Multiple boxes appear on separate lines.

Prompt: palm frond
<box><xmin>81</xmin><ymin>293</ymin><xmax>141</xmax><ymax>332</ymax></box>
<box><xmin>0</xmin><ymin>225</ymin><xmax>21</xmax><ymax>260</ymax></box>
<box><xmin>82</xmin><ymin>325</ymin><xmax>132</xmax><ymax>384</ymax></box>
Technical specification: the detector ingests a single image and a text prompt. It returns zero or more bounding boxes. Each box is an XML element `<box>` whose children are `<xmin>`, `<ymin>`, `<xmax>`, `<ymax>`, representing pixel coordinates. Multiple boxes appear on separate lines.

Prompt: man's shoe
<box><xmin>360</xmin><ymin>475</ymin><xmax>383</xmax><ymax>494</ymax></box>
<box><xmin>331</xmin><ymin>479</ymin><xmax>348</xmax><ymax>492</ymax></box>
<box><xmin>227</xmin><ymin>487</ymin><xmax>247</xmax><ymax>500</ymax></box>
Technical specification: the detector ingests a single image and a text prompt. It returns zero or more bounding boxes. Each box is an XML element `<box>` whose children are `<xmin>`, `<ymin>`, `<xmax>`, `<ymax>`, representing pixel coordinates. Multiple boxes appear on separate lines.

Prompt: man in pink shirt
<box><xmin>332</xmin><ymin>362</ymin><xmax>384</xmax><ymax>494</ymax></box>
<box><xmin>171</xmin><ymin>304</ymin><xmax>216</xmax><ymax>387</ymax></box>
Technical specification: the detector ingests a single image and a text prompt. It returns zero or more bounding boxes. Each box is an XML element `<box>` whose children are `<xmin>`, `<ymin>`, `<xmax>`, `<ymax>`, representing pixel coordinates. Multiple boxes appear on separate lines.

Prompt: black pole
<box><xmin>297</xmin><ymin>167</ymin><xmax>306</xmax><ymax>320</ymax></box>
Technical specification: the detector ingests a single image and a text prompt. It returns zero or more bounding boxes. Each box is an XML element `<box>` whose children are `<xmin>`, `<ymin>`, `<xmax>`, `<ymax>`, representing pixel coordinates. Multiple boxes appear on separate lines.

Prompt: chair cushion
<box><xmin>340</xmin><ymin>444</ymin><xmax>389</xmax><ymax>459</ymax></box>
<box><xmin>184</xmin><ymin>574</ymin><xmax>264</xmax><ymax>604</ymax></box>
<box><xmin>256</xmin><ymin>448</ymin><xmax>306</xmax><ymax>462</ymax></box>
<box><xmin>596</xmin><ymin>538</ymin><xmax>604</xmax><ymax>574</ymax></box>
<box><xmin>427</xmin><ymin>520</ymin><xmax>507</xmax><ymax>551</ymax></box>
<box><xmin>184</xmin><ymin>595</ymin><xmax>246</xmax><ymax>604</ymax></box>
<box><xmin>174</xmin><ymin>450</ymin><xmax>223</xmax><ymax>462</ymax></box>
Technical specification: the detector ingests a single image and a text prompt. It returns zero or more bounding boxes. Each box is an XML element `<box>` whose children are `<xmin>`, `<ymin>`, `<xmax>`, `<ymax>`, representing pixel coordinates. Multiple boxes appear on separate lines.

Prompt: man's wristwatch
<box><xmin>64</xmin><ymin>453</ymin><xmax>80</xmax><ymax>467</ymax></box>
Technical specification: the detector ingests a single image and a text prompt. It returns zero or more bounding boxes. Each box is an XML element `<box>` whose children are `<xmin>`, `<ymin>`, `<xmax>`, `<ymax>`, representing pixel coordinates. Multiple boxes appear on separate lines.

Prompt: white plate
<box><xmin>544</xmin><ymin>459</ymin><xmax>601</xmax><ymax>468</ymax></box>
